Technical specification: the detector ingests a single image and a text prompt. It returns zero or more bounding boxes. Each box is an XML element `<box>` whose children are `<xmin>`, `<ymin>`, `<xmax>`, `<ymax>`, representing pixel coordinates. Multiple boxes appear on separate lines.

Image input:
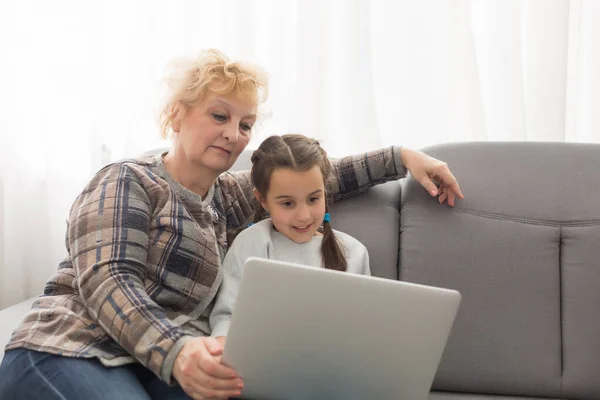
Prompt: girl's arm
<box><xmin>210</xmin><ymin>225</ymin><xmax>269</xmax><ymax>337</ymax></box>
<box><xmin>361</xmin><ymin>248</ymin><xmax>371</xmax><ymax>276</ymax></box>
<box><xmin>210</xmin><ymin>248</ymin><xmax>244</xmax><ymax>338</ymax></box>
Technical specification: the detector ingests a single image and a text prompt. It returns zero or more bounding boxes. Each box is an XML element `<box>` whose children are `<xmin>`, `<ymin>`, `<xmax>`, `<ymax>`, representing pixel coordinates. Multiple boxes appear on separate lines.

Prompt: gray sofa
<box><xmin>1</xmin><ymin>142</ymin><xmax>599</xmax><ymax>399</ymax></box>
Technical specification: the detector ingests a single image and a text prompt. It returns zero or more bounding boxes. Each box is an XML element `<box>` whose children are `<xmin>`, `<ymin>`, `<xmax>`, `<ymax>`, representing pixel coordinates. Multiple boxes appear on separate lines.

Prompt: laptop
<box><xmin>221</xmin><ymin>257</ymin><xmax>461</xmax><ymax>400</ymax></box>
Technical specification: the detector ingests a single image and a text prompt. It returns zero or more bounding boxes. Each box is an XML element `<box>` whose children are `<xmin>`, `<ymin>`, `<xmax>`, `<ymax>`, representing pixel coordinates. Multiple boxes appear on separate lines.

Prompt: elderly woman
<box><xmin>0</xmin><ymin>49</ymin><xmax>463</xmax><ymax>400</ymax></box>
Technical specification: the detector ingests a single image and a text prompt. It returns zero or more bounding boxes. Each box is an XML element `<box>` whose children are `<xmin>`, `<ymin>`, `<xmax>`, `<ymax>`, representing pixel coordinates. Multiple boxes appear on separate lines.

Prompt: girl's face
<box><xmin>255</xmin><ymin>166</ymin><xmax>326</xmax><ymax>243</ymax></box>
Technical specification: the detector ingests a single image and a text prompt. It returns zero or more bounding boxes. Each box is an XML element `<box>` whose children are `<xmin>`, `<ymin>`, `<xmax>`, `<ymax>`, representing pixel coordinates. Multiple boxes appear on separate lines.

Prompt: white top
<box><xmin>210</xmin><ymin>218</ymin><xmax>370</xmax><ymax>337</ymax></box>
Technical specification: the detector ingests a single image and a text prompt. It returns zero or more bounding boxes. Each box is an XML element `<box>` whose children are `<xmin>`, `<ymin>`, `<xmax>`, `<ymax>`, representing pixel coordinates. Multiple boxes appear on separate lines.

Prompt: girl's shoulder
<box><xmin>331</xmin><ymin>229</ymin><xmax>370</xmax><ymax>275</ymax></box>
<box><xmin>229</xmin><ymin>219</ymin><xmax>274</xmax><ymax>247</ymax></box>
<box><xmin>331</xmin><ymin>229</ymin><xmax>368</xmax><ymax>254</ymax></box>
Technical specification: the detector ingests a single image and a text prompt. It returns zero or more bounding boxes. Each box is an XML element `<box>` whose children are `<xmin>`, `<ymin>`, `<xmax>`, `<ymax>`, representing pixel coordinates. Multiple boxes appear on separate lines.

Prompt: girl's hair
<box><xmin>251</xmin><ymin>134</ymin><xmax>347</xmax><ymax>272</ymax></box>
<box><xmin>159</xmin><ymin>49</ymin><xmax>269</xmax><ymax>139</ymax></box>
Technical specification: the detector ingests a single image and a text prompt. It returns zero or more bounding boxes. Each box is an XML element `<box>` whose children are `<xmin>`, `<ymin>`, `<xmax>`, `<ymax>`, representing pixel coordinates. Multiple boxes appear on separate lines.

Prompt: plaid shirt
<box><xmin>5</xmin><ymin>147</ymin><xmax>405</xmax><ymax>383</ymax></box>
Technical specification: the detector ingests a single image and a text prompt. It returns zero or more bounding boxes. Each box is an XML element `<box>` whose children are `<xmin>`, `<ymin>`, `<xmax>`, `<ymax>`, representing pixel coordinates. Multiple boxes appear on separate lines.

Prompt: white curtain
<box><xmin>1</xmin><ymin>0</ymin><xmax>599</xmax><ymax>309</ymax></box>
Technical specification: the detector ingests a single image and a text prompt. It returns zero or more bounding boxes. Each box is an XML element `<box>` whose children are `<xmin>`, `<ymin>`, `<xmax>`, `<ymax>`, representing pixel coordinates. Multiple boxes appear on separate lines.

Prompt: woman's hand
<box><xmin>215</xmin><ymin>336</ymin><xmax>227</xmax><ymax>348</ymax></box>
<box><xmin>173</xmin><ymin>336</ymin><xmax>243</xmax><ymax>400</ymax></box>
<box><xmin>401</xmin><ymin>148</ymin><xmax>464</xmax><ymax>206</ymax></box>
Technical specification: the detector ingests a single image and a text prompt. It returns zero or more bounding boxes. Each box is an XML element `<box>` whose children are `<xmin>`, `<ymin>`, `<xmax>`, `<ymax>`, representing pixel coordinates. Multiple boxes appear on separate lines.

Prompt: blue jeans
<box><xmin>0</xmin><ymin>349</ymin><xmax>192</xmax><ymax>400</ymax></box>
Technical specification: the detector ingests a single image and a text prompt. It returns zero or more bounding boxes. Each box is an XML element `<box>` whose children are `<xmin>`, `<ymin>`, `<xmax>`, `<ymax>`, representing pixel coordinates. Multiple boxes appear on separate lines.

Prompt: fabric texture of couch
<box><xmin>1</xmin><ymin>142</ymin><xmax>598</xmax><ymax>399</ymax></box>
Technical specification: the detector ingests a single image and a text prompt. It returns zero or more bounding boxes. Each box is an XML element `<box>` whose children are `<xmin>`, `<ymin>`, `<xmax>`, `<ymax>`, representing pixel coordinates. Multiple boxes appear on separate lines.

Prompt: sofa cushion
<box><xmin>328</xmin><ymin>182</ymin><xmax>401</xmax><ymax>279</ymax></box>
<box><xmin>401</xmin><ymin>142</ymin><xmax>600</xmax><ymax>399</ymax></box>
<box><xmin>430</xmin><ymin>392</ymin><xmax>562</xmax><ymax>400</ymax></box>
<box><xmin>0</xmin><ymin>297</ymin><xmax>36</xmax><ymax>362</ymax></box>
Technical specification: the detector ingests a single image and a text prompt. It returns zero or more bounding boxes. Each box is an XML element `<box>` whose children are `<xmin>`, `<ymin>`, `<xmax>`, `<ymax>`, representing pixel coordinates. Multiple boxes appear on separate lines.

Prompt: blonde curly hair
<box><xmin>159</xmin><ymin>49</ymin><xmax>269</xmax><ymax>139</ymax></box>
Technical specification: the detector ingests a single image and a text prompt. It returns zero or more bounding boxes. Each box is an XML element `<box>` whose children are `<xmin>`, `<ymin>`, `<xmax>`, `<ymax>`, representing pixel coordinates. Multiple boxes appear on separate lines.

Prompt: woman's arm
<box><xmin>329</xmin><ymin>146</ymin><xmax>464</xmax><ymax>206</ymax></box>
<box><xmin>69</xmin><ymin>164</ymin><xmax>190</xmax><ymax>383</ymax></box>
<box><xmin>327</xmin><ymin>146</ymin><xmax>406</xmax><ymax>204</ymax></box>
<box><xmin>222</xmin><ymin>145</ymin><xmax>463</xmax><ymax>231</ymax></box>
<box><xmin>220</xmin><ymin>147</ymin><xmax>406</xmax><ymax>229</ymax></box>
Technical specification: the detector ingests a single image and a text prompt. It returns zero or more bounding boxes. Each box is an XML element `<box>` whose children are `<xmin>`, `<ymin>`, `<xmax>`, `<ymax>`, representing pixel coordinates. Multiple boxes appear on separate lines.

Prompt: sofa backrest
<box><xmin>215</xmin><ymin>142</ymin><xmax>600</xmax><ymax>399</ymax></box>
<box><xmin>400</xmin><ymin>142</ymin><xmax>600</xmax><ymax>399</ymax></box>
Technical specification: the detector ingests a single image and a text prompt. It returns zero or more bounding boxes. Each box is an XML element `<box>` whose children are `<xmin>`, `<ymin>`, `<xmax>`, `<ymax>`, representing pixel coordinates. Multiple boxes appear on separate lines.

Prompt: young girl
<box><xmin>210</xmin><ymin>134</ymin><xmax>370</xmax><ymax>338</ymax></box>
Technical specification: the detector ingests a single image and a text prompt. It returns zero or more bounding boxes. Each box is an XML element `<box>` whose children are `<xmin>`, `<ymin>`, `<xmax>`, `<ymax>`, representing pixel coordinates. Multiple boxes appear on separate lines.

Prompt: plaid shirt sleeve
<box><xmin>218</xmin><ymin>171</ymin><xmax>258</xmax><ymax>232</ymax></box>
<box><xmin>69</xmin><ymin>163</ymin><xmax>190</xmax><ymax>383</ymax></box>
<box><xmin>327</xmin><ymin>145</ymin><xmax>406</xmax><ymax>204</ymax></box>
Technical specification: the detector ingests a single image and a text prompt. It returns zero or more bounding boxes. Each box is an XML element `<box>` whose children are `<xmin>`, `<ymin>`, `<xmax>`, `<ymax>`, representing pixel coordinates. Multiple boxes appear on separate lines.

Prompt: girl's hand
<box><xmin>173</xmin><ymin>336</ymin><xmax>243</xmax><ymax>400</ymax></box>
<box><xmin>401</xmin><ymin>148</ymin><xmax>464</xmax><ymax>206</ymax></box>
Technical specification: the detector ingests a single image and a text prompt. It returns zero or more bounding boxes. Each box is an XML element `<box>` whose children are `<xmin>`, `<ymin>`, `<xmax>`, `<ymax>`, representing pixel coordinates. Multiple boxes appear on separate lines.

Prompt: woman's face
<box><xmin>172</xmin><ymin>94</ymin><xmax>257</xmax><ymax>175</ymax></box>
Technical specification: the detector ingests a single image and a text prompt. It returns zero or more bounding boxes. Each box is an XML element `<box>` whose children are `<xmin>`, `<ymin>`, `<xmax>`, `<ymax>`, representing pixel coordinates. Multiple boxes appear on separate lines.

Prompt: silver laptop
<box><xmin>221</xmin><ymin>257</ymin><xmax>461</xmax><ymax>400</ymax></box>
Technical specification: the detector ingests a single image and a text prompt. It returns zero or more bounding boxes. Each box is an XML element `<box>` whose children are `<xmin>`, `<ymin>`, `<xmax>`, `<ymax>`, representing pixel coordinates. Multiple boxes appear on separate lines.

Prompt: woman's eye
<box><xmin>240</xmin><ymin>123</ymin><xmax>253</xmax><ymax>133</ymax></box>
<box><xmin>309</xmin><ymin>197</ymin><xmax>319</xmax><ymax>203</ymax></box>
<box><xmin>212</xmin><ymin>113</ymin><xmax>227</xmax><ymax>122</ymax></box>
<box><xmin>281</xmin><ymin>201</ymin><xmax>293</xmax><ymax>208</ymax></box>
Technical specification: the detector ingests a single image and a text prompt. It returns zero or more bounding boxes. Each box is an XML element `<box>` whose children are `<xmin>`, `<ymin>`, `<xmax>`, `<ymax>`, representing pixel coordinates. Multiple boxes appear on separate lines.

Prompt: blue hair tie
<box><xmin>323</xmin><ymin>213</ymin><xmax>331</xmax><ymax>223</ymax></box>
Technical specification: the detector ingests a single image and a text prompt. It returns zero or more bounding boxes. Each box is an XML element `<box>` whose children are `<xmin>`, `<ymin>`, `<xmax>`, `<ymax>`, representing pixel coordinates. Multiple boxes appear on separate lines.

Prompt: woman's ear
<box><xmin>172</xmin><ymin>119</ymin><xmax>181</xmax><ymax>133</ymax></box>
<box><xmin>171</xmin><ymin>102</ymin><xmax>183</xmax><ymax>133</ymax></box>
<box><xmin>253</xmin><ymin>188</ymin><xmax>267</xmax><ymax>211</ymax></box>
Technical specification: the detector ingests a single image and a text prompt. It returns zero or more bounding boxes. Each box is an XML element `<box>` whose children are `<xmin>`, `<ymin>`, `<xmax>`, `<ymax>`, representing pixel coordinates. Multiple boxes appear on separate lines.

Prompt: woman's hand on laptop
<box><xmin>216</xmin><ymin>336</ymin><xmax>227</xmax><ymax>348</ymax></box>
<box><xmin>173</xmin><ymin>336</ymin><xmax>244</xmax><ymax>399</ymax></box>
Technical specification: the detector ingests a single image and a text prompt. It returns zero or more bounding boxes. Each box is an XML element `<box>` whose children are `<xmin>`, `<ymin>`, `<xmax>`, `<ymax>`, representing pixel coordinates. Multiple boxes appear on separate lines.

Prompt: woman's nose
<box><xmin>222</xmin><ymin>123</ymin><xmax>239</xmax><ymax>143</ymax></box>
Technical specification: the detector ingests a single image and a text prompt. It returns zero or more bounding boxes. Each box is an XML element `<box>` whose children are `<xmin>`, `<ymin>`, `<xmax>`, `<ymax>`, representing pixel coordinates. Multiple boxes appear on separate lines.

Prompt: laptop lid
<box><xmin>222</xmin><ymin>257</ymin><xmax>461</xmax><ymax>400</ymax></box>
